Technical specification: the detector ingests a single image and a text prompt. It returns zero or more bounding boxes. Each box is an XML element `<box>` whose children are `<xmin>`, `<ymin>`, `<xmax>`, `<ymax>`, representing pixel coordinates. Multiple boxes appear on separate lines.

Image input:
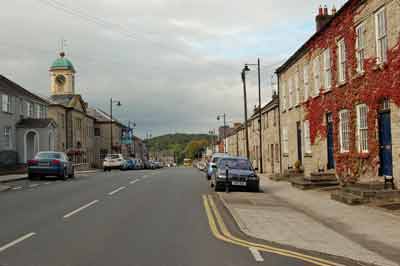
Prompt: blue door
<box><xmin>379</xmin><ymin>111</ymin><xmax>393</xmax><ymax>176</ymax></box>
<box><xmin>326</xmin><ymin>113</ymin><xmax>335</xmax><ymax>169</ymax></box>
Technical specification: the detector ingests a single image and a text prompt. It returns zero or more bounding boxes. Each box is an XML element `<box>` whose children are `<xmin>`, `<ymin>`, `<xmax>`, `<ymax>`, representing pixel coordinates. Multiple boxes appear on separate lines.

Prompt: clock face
<box><xmin>55</xmin><ymin>75</ymin><xmax>66</xmax><ymax>85</ymax></box>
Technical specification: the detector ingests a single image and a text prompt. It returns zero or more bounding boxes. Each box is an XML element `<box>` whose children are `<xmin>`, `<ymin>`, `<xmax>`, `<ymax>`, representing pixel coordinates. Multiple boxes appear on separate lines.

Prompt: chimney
<box><xmin>315</xmin><ymin>4</ymin><xmax>334</xmax><ymax>31</ymax></box>
<box><xmin>332</xmin><ymin>5</ymin><xmax>337</xmax><ymax>15</ymax></box>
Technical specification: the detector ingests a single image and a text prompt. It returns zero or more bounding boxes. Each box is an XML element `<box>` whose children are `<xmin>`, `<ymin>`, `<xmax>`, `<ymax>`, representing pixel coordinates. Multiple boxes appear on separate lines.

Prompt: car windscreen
<box><xmin>217</xmin><ymin>158</ymin><xmax>252</xmax><ymax>170</ymax></box>
<box><xmin>106</xmin><ymin>155</ymin><xmax>120</xmax><ymax>159</ymax></box>
<box><xmin>36</xmin><ymin>152</ymin><xmax>62</xmax><ymax>159</ymax></box>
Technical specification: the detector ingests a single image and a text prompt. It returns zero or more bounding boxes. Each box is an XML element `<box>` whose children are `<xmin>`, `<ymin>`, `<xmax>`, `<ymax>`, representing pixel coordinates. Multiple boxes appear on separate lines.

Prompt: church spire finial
<box><xmin>59</xmin><ymin>38</ymin><xmax>67</xmax><ymax>57</ymax></box>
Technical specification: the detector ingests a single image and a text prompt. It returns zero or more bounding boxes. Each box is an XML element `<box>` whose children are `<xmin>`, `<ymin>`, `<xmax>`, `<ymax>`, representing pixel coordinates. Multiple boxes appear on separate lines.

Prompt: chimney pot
<box><xmin>318</xmin><ymin>5</ymin><xmax>323</xmax><ymax>16</ymax></box>
<box><xmin>324</xmin><ymin>5</ymin><xmax>329</xmax><ymax>15</ymax></box>
<box><xmin>332</xmin><ymin>5</ymin><xmax>337</xmax><ymax>15</ymax></box>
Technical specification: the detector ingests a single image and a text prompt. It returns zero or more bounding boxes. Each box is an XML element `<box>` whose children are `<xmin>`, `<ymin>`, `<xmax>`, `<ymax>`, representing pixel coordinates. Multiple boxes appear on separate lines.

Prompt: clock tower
<box><xmin>49</xmin><ymin>52</ymin><xmax>76</xmax><ymax>95</ymax></box>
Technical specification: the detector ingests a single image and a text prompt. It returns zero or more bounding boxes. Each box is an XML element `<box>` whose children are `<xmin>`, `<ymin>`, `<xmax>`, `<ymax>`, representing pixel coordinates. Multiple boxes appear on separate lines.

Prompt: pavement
<box><xmin>218</xmin><ymin>174</ymin><xmax>400</xmax><ymax>266</ymax></box>
<box><xmin>0</xmin><ymin>168</ymin><xmax>315</xmax><ymax>266</ymax></box>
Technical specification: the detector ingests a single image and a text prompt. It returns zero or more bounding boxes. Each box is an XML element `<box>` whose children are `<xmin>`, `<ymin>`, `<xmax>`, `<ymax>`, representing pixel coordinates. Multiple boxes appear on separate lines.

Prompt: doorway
<box><xmin>378</xmin><ymin>99</ymin><xmax>393</xmax><ymax>176</ymax></box>
<box><xmin>326</xmin><ymin>113</ymin><xmax>335</xmax><ymax>169</ymax></box>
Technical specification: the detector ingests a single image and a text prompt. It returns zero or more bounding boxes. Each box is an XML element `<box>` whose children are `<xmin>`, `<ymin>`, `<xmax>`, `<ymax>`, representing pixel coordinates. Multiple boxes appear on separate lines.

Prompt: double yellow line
<box><xmin>202</xmin><ymin>195</ymin><xmax>345</xmax><ymax>266</ymax></box>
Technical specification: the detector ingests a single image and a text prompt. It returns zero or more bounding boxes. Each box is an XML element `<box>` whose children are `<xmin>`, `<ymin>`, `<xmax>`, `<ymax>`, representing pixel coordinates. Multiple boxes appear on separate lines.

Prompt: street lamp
<box><xmin>128</xmin><ymin>121</ymin><xmax>136</xmax><ymax>157</ymax></box>
<box><xmin>241</xmin><ymin>66</ymin><xmax>250</xmax><ymax>160</ymax></box>
<box><xmin>217</xmin><ymin>113</ymin><xmax>227</xmax><ymax>153</ymax></box>
<box><xmin>244</xmin><ymin>58</ymin><xmax>263</xmax><ymax>173</ymax></box>
<box><xmin>110</xmin><ymin>98</ymin><xmax>122</xmax><ymax>153</ymax></box>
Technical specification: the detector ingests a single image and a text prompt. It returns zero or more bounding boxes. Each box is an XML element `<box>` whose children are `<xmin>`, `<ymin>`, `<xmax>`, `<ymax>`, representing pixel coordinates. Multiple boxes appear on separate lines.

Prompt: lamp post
<box><xmin>244</xmin><ymin>58</ymin><xmax>263</xmax><ymax>173</ymax></box>
<box><xmin>128</xmin><ymin>121</ymin><xmax>136</xmax><ymax>157</ymax></box>
<box><xmin>241</xmin><ymin>66</ymin><xmax>250</xmax><ymax>160</ymax></box>
<box><xmin>217</xmin><ymin>113</ymin><xmax>227</xmax><ymax>153</ymax></box>
<box><xmin>208</xmin><ymin>129</ymin><xmax>215</xmax><ymax>153</ymax></box>
<box><xmin>110</xmin><ymin>98</ymin><xmax>121</xmax><ymax>153</ymax></box>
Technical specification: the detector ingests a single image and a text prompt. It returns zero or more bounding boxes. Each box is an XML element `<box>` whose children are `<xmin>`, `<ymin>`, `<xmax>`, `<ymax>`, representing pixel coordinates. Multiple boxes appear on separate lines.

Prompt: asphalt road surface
<box><xmin>0</xmin><ymin>168</ymin><xmax>347</xmax><ymax>266</ymax></box>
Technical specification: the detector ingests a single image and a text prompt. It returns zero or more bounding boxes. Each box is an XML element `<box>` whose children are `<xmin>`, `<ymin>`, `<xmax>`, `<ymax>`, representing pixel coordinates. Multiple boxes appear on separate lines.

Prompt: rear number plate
<box><xmin>232</xmin><ymin>181</ymin><xmax>246</xmax><ymax>186</ymax></box>
<box><xmin>39</xmin><ymin>163</ymin><xmax>50</xmax><ymax>166</ymax></box>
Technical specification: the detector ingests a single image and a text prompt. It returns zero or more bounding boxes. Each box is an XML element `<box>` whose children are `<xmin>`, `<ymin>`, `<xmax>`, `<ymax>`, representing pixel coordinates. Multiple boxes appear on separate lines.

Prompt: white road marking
<box><xmin>0</xmin><ymin>232</ymin><xmax>36</xmax><ymax>253</ymax></box>
<box><xmin>249</xmin><ymin>247</ymin><xmax>264</xmax><ymax>262</ymax></box>
<box><xmin>130</xmin><ymin>179</ymin><xmax>139</xmax><ymax>185</ymax></box>
<box><xmin>108</xmin><ymin>186</ymin><xmax>126</xmax><ymax>196</ymax></box>
<box><xmin>44</xmin><ymin>182</ymin><xmax>51</xmax><ymax>185</ymax></box>
<box><xmin>63</xmin><ymin>200</ymin><xmax>99</xmax><ymax>219</ymax></box>
<box><xmin>12</xmin><ymin>187</ymin><xmax>22</xmax><ymax>190</ymax></box>
<box><xmin>29</xmin><ymin>184</ymin><xmax>39</xmax><ymax>188</ymax></box>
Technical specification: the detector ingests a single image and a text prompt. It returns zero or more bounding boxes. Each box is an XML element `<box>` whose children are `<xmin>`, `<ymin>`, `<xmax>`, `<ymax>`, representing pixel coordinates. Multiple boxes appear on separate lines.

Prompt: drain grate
<box><xmin>380</xmin><ymin>203</ymin><xmax>400</xmax><ymax>210</ymax></box>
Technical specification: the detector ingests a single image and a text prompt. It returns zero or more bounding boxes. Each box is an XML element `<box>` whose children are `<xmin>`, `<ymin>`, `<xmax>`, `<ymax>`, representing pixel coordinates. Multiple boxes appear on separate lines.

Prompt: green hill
<box><xmin>144</xmin><ymin>133</ymin><xmax>214</xmax><ymax>163</ymax></box>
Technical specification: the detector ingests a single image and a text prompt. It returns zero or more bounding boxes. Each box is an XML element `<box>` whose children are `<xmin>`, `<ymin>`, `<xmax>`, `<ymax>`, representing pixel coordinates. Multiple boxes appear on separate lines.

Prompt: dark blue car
<box><xmin>28</xmin><ymin>152</ymin><xmax>74</xmax><ymax>180</ymax></box>
<box><xmin>121</xmin><ymin>159</ymin><xmax>135</xmax><ymax>170</ymax></box>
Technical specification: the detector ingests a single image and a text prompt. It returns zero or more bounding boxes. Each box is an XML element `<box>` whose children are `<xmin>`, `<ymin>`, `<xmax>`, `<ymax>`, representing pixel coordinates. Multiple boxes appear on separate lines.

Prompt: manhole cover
<box><xmin>380</xmin><ymin>203</ymin><xmax>400</xmax><ymax>210</ymax></box>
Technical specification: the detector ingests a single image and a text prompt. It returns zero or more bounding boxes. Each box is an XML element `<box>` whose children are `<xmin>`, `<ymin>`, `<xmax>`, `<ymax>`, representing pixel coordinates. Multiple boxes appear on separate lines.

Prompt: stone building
<box><xmin>47</xmin><ymin>52</ymin><xmax>96</xmax><ymax>167</ymax></box>
<box><xmin>225</xmin><ymin>96</ymin><xmax>280</xmax><ymax>175</ymax></box>
<box><xmin>276</xmin><ymin>0</ymin><xmax>400</xmax><ymax>186</ymax></box>
<box><xmin>0</xmin><ymin>75</ymin><xmax>56</xmax><ymax>166</ymax></box>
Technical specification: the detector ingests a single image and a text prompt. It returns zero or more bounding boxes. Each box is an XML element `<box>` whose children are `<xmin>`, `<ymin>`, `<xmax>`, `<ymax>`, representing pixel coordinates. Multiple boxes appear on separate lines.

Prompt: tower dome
<box><xmin>50</xmin><ymin>52</ymin><xmax>75</xmax><ymax>73</ymax></box>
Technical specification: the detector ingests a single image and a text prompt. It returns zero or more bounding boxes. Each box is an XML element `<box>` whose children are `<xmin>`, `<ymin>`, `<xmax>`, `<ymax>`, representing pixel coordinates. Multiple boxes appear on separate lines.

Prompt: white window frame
<box><xmin>36</xmin><ymin>104</ymin><xmax>41</xmax><ymax>119</ymax></box>
<box><xmin>313</xmin><ymin>56</ymin><xmax>320</xmax><ymax>96</ymax></box>
<box><xmin>283</xmin><ymin>127</ymin><xmax>288</xmax><ymax>154</ymax></box>
<box><xmin>281</xmin><ymin>81</ymin><xmax>287</xmax><ymax>111</ymax></box>
<box><xmin>4</xmin><ymin>126</ymin><xmax>12</xmax><ymax>149</ymax></box>
<box><xmin>303</xmin><ymin>120</ymin><xmax>311</xmax><ymax>154</ymax></box>
<box><xmin>295</xmin><ymin>71</ymin><xmax>300</xmax><ymax>105</ymax></box>
<box><xmin>339</xmin><ymin>109</ymin><xmax>350</xmax><ymax>153</ymax></box>
<box><xmin>2</xmin><ymin>94</ymin><xmax>11</xmax><ymax>113</ymax></box>
<box><xmin>356</xmin><ymin>22</ymin><xmax>366</xmax><ymax>73</ymax></box>
<box><xmin>27</xmin><ymin>102</ymin><xmax>33</xmax><ymax>118</ymax></box>
<box><xmin>323</xmin><ymin>48</ymin><xmax>332</xmax><ymax>90</ymax></box>
<box><xmin>375</xmin><ymin>7</ymin><xmax>388</xmax><ymax>64</ymax></box>
<box><xmin>337</xmin><ymin>38</ymin><xmax>346</xmax><ymax>83</ymax></box>
<box><xmin>356</xmin><ymin>104</ymin><xmax>369</xmax><ymax>153</ymax></box>
<box><xmin>303</xmin><ymin>64</ymin><xmax>309</xmax><ymax>100</ymax></box>
<box><xmin>288</xmin><ymin>77</ymin><xmax>293</xmax><ymax>108</ymax></box>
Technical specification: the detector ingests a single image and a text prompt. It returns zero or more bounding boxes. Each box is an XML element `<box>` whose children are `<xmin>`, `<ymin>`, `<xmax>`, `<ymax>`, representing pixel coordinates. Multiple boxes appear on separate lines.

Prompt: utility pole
<box><xmin>241</xmin><ymin>67</ymin><xmax>250</xmax><ymax>159</ymax></box>
<box><xmin>110</xmin><ymin>98</ymin><xmax>113</xmax><ymax>153</ymax></box>
<box><xmin>257</xmin><ymin>58</ymin><xmax>263</xmax><ymax>173</ymax></box>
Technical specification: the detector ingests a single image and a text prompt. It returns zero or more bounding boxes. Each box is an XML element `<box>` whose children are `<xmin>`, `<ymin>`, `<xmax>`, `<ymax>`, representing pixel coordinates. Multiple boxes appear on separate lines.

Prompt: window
<box><xmin>356</xmin><ymin>23</ymin><xmax>366</xmax><ymax>73</ymax></box>
<box><xmin>356</xmin><ymin>104</ymin><xmax>368</xmax><ymax>152</ymax></box>
<box><xmin>36</xmin><ymin>104</ymin><xmax>41</xmax><ymax>118</ymax></box>
<box><xmin>339</xmin><ymin>110</ymin><xmax>350</xmax><ymax>152</ymax></box>
<box><xmin>26</xmin><ymin>102</ymin><xmax>33</xmax><ymax>117</ymax></box>
<box><xmin>265</xmin><ymin>113</ymin><xmax>269</xmax><ymax>128</ymax></box>
<box><xmin>303</xmin><ymin>120</ymin><xmax>311</xmax><ymax>154</ymax></box>
<box><xmin>4</xmin><ymin>127</ymin><xmax>12</xmax><ymax>149</ymax></box>
<box><xmin>313</xmin><ymin>56</ymin><xmax>320</xmax><ymax>95</ymax></box>
<box><xmin>60</xmin><ymin>113</ymin><xmax>65</xmax><ymax>128</ymax></box>
<box><xmin>323</xmin><ymin>48</ymin><xmax>331</xmax><ymax>89</ymax></box>
<box><xmin>337</xmin><ymin>38</ymin><xmax>346</xmax><ymax>83</ymax></box>
<box><xmin>288</xmin><ymin>77</ymin><xmax>293</xmax><ymax>108</ymax></box>
<box><xmin>2</xmin><ymin>95</ymin><xmax>11</xmax><ymax>113</ymax></box>
<box><xmin>295</xmin><ymin>71</ymin><xmax>300</xmax><ymax>105</ymax></box>
<box><xmin>275</xmin><ymin>144</ymin><xmax>279</xmax><ymax>162</ymax></box>
<box><xmin>273</xmin><ymin>109</ymin><xmax>276</xmax><ymax>126</ymax></box>
<box><xmin>95</xmin><ymin>128</ymin><xmax>101</xmax><ymax>136</ymax></box>
<box><xmin>303</xmin><ymin>64</ymin><xmax>309</xmax><ymax>100</ymax></box>
<box><xmin>375</xmin><ymin>8</ymin><xmax>388</xmax><ymax>64</ymax></box>
<box><xmin>281</xmin><ymin>81</ymin><xmax>287</xmax><ymax>111</ymax></box>
<box><xmin>282</xmin><ymin>127</ymin><xmax>288</xmax><ymax>154</ymax></box>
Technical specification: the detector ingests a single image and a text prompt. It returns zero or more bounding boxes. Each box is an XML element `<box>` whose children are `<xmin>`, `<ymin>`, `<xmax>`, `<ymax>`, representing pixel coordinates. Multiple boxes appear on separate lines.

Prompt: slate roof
<box><xmin>0</xmin><ymin>75</ymin><xmax>49</xmax><ymax>104</ymax></box>
<box><xmin>16</xmin><ymin>118</ymin><xmax>56</xmax><ymax>128</ymax></box>
<box><xmin>48</xmin><ymin>95</ymin><xmax>74</xmax><ymax>106</ymax></box>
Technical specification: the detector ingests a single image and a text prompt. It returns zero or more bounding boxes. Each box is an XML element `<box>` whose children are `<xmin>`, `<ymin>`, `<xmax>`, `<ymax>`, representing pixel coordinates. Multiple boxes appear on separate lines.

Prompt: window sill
<box><xmin>304</xmin><ymin>153</ymin><xmax>312</xmax><ymax>158</ymax></box>
<box><xmin>373</xmin><ymin>62</ymin><xmax>387</xmax><ymax>71</ymax></box>
<box><xmin>322</xmin><ymin>89</ymin><xmax>332</xmax><ymax>95</ymax></box>
<box><xmin>353</xmin><ymin>71</ymin><xmax>365</xmax><ymax>80</ymax></box>
<box><xmin>337</xmin><ymin>81</ymin><xmax>347</xmax><ymax>88</ymax></box>
<box><xmin>283</xmin><ymin>153</ymin><xmax>289</xmax><ymax>157</ymax></box>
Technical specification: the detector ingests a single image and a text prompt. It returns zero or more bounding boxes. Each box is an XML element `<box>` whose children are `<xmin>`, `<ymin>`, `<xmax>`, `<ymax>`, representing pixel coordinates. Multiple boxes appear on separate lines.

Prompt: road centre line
<box><xmin>0</xmin><ymin>232</ymin><xmax>36</xmax><ymax>253</ymax></box>
<box><xmin>108</xmin><ymin>186</ymin><xmax>126</xmax><ymax>196</ymax></box>
<box><xmin>63</xmin><ymin>200</ymin><xmax>99</xmax><ymax>219</ymax></box>
<box><xmin>249</xmin><ymin>247</ymin><xmax>264</xmax><ymax>262</ymax></box>
<box><xmin>29</xmin><ymin>184</ymin><xmax>39</xmax><ymax>188</ymax></box>
<box><xmin>203</xmin><ymin>195</ymin><xmax>343</xmax><ymax>266</ymax></box>
<box><xmin>130</xmin><ymin>179</ymin><xmax>139</xmax><ymax>185</ymax></box>
<box><xmin>12</xmin><ymin>187</ymin><xmax>22</xmax><ymax>190</ymax></box>
<box><xmin>44</xmin><ymin>182</ymin><xmax>51</xmax><ymax>185</ymax></box>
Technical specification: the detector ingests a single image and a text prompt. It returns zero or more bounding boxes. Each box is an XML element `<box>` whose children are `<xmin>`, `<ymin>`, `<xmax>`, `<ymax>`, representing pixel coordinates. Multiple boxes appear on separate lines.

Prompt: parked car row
<box><xmin>205</xmin><ymin>153</ymin><xmax>260</xmax><ymax>192</ymax></box>
<box><xmin>103</xmin><ymin>154</ymin><xmax>166</xmax><ymax>171</ymax></box>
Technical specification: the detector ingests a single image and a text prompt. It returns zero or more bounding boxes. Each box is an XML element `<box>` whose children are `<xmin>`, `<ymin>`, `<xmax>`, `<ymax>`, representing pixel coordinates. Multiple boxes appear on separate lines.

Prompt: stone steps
<box><xmin>290</xmin><ymin>176</ymin><xmax>339</xmax><ymax>190</ymax></box>
<box><xmin>331</xmin><ymin>191</ymin><xmax>368</xmax><ymax>205</ymax></box>
<box><xmin>304</xmin><ymin>172</ymin><xmax>337</xmax><ymax>182</ymax></box>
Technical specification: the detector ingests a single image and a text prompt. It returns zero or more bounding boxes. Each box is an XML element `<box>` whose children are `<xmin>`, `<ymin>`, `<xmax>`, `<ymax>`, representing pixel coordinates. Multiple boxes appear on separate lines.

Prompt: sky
<box><xmin>0</xmin><ymin>0</ymin><xmax>346</xmax><ymax>138</ymax></box>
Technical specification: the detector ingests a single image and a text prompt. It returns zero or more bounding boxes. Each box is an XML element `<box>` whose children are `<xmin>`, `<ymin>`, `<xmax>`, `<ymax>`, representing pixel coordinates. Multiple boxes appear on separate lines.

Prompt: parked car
<box><xmin>121</xmin><ymin>159</ymin><xmax>135</xmax><ymax>170</ymax></box>
<box><xmin>143</xmin><ymin>160</ymin><xmax>152</xmax><ymax>169</ymax></box>
<box><xmin>211</xmin><ymin>156</ymin><xmax>259</xmax><ymax>192</ymax></box>
<box><xmin>27</xmin><ymin>151</ymin><xmax>74</xmax><ymax>180</ymax></box>
<box><xmin>206</xmin><ymin>153</ymin><xmax>227</xmax><ymax>180</ymax></box>
<box><xmin>103</xmin><ymin>154</ymin><xmax>124</xmax><ymax>171</ymax></box>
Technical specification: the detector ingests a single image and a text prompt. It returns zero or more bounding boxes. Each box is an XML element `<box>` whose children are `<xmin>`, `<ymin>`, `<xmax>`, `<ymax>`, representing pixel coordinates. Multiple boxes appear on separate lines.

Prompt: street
<box><xmin>0</xmin><ymin>168</ymin><xmax>361</xmax><ymax>266</ymax></box>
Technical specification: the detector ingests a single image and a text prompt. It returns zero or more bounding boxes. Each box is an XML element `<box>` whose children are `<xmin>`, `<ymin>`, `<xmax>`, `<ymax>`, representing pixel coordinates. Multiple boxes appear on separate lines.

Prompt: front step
<box><xmin>305</xmin><ymin>172</ymin><xmax>337</xmax><ymax>182</ymax></box>
<box><xmin>290</xmin><ymin>177</ymin><xmax>339</xmax><ymax>190</ymax></box>
<box><xmin>331</xmin><ymin>191</ymin><xmax>368</xmax><ymax>205</ymax></box>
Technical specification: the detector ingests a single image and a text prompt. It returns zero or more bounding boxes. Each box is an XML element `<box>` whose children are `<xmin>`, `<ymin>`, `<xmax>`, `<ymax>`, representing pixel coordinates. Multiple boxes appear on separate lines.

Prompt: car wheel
<box><xmin>61</xmin><ymin>168</ymin><xmax>68</xmax><ymax>180</ymax></box>
<box><xmin>69</xmin><ymin>167</ymin><xmax>75</xmax><ymax>179</ymax></box>
<box><xmin>103</xmin><ymin>167</ymin><xmax>107</xmax><ymax>172</ymax></box>
<box><xmin>206</xmin><ymin>174</ymin><xmax>211</xmax><ymax>180</ymax></box>
<box><xmin>28</xmin><ymin>173</ymin><xmax>35</xmax><ymax>180</ymax></box>
<box><xmin>214</xmin><ymin>183</ymin><xmax>224</xmax><ymax>192</ymax></box>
